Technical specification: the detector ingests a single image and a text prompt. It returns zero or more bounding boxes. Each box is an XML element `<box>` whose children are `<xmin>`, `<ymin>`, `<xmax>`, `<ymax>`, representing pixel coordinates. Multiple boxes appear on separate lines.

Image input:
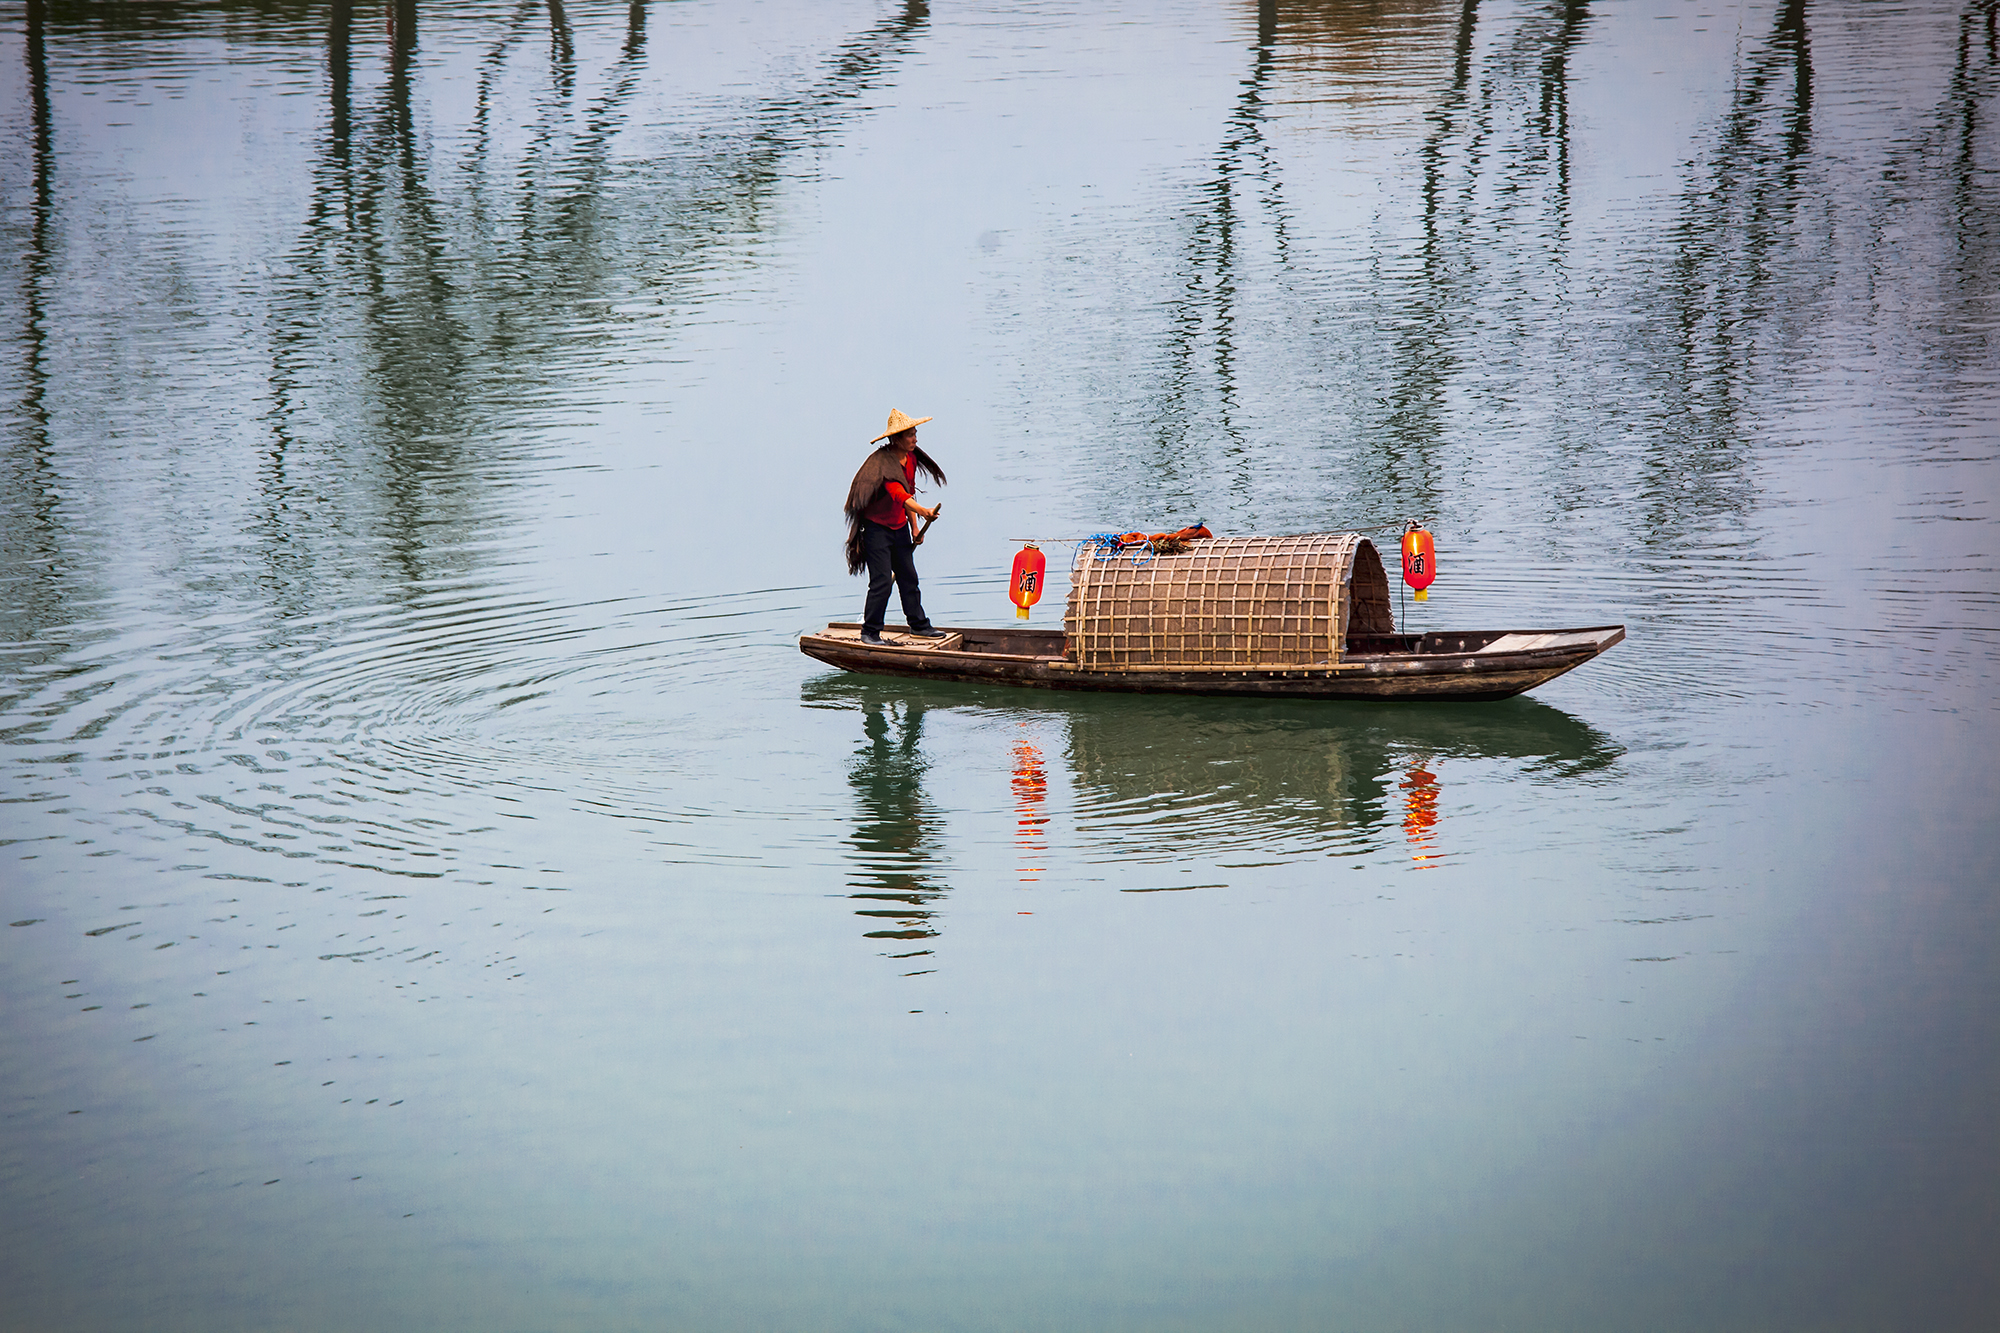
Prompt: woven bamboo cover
<box><xmin>1066</xmin><ymin>533</ymin><xmax>1385</xmax><ymax>669</ymax></box>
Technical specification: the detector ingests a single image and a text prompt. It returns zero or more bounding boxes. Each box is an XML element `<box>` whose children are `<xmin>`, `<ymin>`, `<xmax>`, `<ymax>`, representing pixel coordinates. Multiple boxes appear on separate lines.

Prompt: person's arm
<box><xmin>886</xmin><ymin>481</ymin><xmax>935</xmax><ymax>522</ymax></box>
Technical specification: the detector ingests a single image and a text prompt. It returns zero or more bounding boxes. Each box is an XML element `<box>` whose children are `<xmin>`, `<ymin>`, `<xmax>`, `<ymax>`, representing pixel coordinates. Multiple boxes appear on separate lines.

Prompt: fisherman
<box><xmin>845</xmin><ymin>408</ymin><xmax>947</xmax><ymax>646</ymax></box>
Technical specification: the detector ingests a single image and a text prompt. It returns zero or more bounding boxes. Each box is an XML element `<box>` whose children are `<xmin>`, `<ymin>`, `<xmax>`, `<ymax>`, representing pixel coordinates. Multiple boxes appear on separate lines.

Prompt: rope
<box><xmin>1082</xmin><ymin>532</ymin><xmax>1153</xmax><ymax>567</ymax></box>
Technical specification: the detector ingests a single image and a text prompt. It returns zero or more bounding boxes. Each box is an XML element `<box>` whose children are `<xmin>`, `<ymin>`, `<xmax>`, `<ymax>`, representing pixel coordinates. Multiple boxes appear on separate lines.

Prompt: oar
<box><xmin>914</xmin><ymin>502</ymin><xmax>941</xmax><ymax>546</ymax></box>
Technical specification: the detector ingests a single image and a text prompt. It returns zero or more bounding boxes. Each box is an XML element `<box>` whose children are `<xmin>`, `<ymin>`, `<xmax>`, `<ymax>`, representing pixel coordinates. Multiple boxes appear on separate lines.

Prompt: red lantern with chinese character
<box><xmin>1009</xmin><ymin>543</ymin><xmax>1046</xmax><ymax>620</ymax></box>
<box><xmin>1401</xmin><ymin>525</ymin><xmax>1436</xmax><ymax>602</ymax></box>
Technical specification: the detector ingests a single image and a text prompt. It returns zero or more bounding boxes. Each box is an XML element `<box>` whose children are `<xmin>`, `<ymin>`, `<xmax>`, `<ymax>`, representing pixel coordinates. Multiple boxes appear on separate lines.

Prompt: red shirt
<box><xmin>862</xmin><ymin>454</ymin><xmax>916</xmax><ymax>528</ymax></box>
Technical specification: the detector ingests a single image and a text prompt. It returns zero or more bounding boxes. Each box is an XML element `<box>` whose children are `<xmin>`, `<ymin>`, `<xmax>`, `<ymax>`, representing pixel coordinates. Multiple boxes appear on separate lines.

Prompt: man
<box><xmin>845</xmin><ymin>408</ymin><xmax>947</xmax><ymax>646</ymax></box>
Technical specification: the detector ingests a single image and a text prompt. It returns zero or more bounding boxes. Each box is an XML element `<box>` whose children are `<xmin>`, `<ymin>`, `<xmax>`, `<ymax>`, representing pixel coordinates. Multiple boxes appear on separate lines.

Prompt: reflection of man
<box><xmin>844</xmin><ymin>409</ymin><xmax>947</xmax><ymax>646</ymax></box>
<box><xmin>847</xmin><ymin>698</ymin><xmax>942</xmax><ymax>936</ymax></box>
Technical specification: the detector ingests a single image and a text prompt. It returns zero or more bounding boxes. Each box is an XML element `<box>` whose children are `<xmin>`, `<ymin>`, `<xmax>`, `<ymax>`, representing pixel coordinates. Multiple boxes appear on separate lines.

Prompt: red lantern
<box><xmin>1401</xmin><ymin>526</ymin><xmax>1436</xmax><ymax>602</ymax></box>
<box><xmin>1009</xmin><ymin>543</ymin><xmax>1047</xmax><ymax>620</ymax></box>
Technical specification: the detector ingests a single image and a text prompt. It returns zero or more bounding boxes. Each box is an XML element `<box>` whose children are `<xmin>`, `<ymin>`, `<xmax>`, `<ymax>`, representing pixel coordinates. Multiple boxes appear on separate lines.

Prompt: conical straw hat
<box><xmin>871</xmin><ymin>408</ymin><xmax>933</xmax><ymax>443</ymax></box>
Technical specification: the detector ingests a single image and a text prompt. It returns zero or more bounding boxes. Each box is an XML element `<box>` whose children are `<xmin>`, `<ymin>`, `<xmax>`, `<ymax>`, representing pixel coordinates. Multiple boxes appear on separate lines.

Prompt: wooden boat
<box><xmin>798</xmin><ymin>622</ymin><xmax>1623</xmax><ymax>700</ymax></box>
<box><xmin>800</xmin><ymin>533</ymin><xmax>1623</xmax><ymax>702</ymax></box>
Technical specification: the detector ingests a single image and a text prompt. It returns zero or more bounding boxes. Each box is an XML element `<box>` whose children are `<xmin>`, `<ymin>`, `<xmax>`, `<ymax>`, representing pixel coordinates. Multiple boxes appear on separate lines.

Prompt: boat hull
<box><xmin>798</xmin><ymin>624</ymin><xmax>1624</xmax><ymax>702</ymax></box>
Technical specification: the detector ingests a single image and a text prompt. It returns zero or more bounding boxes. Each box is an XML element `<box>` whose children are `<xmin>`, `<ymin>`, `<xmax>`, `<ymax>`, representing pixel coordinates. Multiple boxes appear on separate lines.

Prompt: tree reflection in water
<box><xmin>255</xmin><ymin>0</ymin><xmax>936</xmax><ymax>601</ymax></box>
<box><xmin>4</xmin><ymin>0</ymin><xmax>61</xmax><ymax>663</ymax></box>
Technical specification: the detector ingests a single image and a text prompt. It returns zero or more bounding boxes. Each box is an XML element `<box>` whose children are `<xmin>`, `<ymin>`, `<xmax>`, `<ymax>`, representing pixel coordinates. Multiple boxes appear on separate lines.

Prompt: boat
<box><xmin>800</xmin><ymin>532</ymin><xmax>1623</xmax><ymax>702</ymax></box>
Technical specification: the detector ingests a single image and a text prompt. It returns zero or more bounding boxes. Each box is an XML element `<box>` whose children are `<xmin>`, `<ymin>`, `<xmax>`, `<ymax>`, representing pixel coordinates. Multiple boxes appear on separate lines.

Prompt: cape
<box><xmin>843</xmin><ymin>445</ymin><xmax>945</xmax><ymax>574</ymax></box>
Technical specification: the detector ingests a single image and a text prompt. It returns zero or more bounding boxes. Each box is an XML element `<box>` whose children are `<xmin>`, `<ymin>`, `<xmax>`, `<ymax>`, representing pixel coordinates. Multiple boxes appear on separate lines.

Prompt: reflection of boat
<box><xmin>801</xmin><ymin>675</ymin><xmax>1623</xmax><ymax>866</ymax></box>
<box><xmin>801</xmin><ymin>533</ymin><xmax>1622</xmax><ymax>702</ymax></box>
<box><xmin>1059</xmin><ymin>690</ymin><xmax>1621</xmax><ymax>859</ymax></box>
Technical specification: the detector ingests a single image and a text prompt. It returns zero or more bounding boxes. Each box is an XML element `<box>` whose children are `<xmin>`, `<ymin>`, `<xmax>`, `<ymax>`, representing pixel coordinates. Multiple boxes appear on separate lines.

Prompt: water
<box><xmin>3</xmin><ymin>1</ymin><xmax>1995</xmax><ymax>1328</ymax></box>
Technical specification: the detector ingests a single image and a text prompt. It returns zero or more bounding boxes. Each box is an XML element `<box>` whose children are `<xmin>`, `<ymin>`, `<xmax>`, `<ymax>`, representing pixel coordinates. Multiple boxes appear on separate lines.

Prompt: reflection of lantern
<box><xmin>1401</xmin><ymin>526</ymin><xmax>1436</xmax><ymax>602</ymax></box>
<box><xmin>1009</xmin><ymin>543</ymin><xmax>1046</xmax><ymax>620</ymax></box>
<box><xmin>1400</xmin><ymin>761</ymin><xmax>1443</xmax><ymax>866</ymax></box>
<box><xmin>1012</xmin><ymin>729</ymin><xmax>1047</xmax><ymax>882</ymax></box>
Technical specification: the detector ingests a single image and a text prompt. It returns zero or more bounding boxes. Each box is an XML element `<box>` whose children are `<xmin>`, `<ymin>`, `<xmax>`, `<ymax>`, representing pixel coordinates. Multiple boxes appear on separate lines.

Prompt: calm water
<box><xmin>3</xmin><ymin>1</ymin><xmax>1996</xmax><ymax>1329</ymax></box>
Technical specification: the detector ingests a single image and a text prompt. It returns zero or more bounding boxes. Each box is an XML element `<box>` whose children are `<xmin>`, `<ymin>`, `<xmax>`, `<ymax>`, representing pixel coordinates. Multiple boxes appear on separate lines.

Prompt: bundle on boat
<box><xmin>1065</xmin><ymin>533</ymin><xmax>1393</xmax><ymax>670</ymax></box>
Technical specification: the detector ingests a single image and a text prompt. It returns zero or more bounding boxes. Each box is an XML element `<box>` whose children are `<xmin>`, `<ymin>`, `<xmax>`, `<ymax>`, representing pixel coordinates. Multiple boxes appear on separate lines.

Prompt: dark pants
<box><xmin>861</xmin><ymin>520</ymin><xmax>932</xmax><ymax>635</ymax></box>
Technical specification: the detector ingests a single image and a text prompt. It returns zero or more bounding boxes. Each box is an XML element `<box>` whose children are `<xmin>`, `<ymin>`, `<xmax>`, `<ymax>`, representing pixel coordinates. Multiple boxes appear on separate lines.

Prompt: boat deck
<box><xmin>811</xmin><ymin>626</ymin><xmax>966</xmax><ymax>652</ymax></box>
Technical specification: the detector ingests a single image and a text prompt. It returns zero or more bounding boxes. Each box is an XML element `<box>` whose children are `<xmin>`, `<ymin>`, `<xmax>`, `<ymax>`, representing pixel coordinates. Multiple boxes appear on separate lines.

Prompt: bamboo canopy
<box><xmin>1064</xmin><ymin>533</ymin><xmax>1395</xmax><ymax>670</ymax></box>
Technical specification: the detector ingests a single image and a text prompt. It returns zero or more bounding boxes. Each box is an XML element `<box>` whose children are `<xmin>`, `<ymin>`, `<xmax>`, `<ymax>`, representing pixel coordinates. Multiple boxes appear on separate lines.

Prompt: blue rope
<box><xmin>1082</xmin><ymin>532</ymin><xmax>1124</xmax><ymax>558</ymax></box>
<box><xmin>1082</xmin><ymin>532</ymin><xmax>1153</xmax><ymax>567</ymax></box>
